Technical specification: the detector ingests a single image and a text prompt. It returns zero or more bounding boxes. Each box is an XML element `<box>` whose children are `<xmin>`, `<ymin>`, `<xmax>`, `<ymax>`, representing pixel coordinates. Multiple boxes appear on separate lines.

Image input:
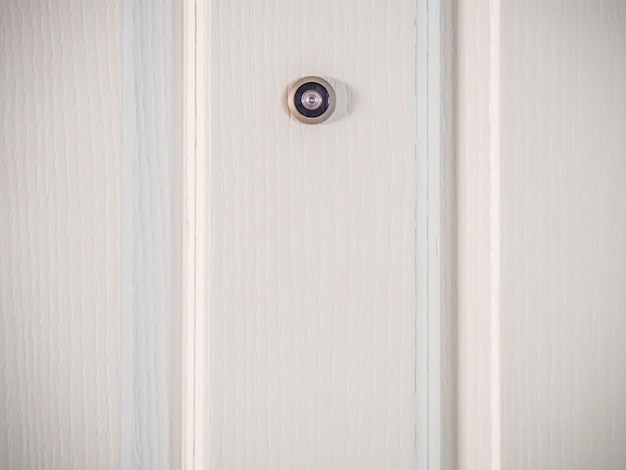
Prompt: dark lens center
<box><xmin>294</xmin><ymin>82</ymin><xmax>330</xmax><ymax>118</ymax></box>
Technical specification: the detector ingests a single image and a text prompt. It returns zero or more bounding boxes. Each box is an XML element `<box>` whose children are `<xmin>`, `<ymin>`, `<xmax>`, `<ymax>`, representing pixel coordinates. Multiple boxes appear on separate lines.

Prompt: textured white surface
<box><xmin>500</xmin><ymin>1</ymin><xmax>626</xmax><ymax>468</ymax></box>
<box><xmin>415</xmin><ymin>0</ymin><xmax>456</xmax><ymax>468</ymax></box>
<box><xmin>456</xmin><ymin>0</ymin><xmax>501</xmax><ymax>467</ymax></box>
<box><xmin>0</xmin><ymin>1</ymin><xmax>121</xmax><ymax>468</ymax></box>
<box><xmin>121</xmin><ymin>0</ymin><xmax>180</xmax><ymax>469</ymax></box>
<box><xmin>194</xmin><ymin>0</ymin><xmax>418</xmax><ymax>468</ymax></box>
<box><xmin>181</xmin><ymin>0</ymin><xmax>197</xmax><ymax>467</ymax></box>
<box><xmin>458</xmin><ymin>0</ymin><xmax>626</xmax><ymax>469</ymax></box>
<box><xmin>1</xmin><ymin>0</ymin><xmax>180</xmax><ymax>468</ymax></box>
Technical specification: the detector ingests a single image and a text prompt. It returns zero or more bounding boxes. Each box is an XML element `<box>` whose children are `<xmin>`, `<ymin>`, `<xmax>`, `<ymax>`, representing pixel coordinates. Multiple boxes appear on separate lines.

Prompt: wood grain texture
<box><xmin>0</xmin><ymin>1</ymin><xmax>121</xmax><ymax>468</ymax></box>
<box><xmin>1</xmin><ymin>1</ymin><xmax>180</xmax><ymax>468</ymax></box>
<box><xmin>195</xmin><ymin>0</ymin><xmax>418</xmax><ymax>468</ymax></box>
<box><xmin>458</xmin><ymin>0</ymin><xmax>626</xmax><ymax>468</ymax></box>
<box><xmin>500</xmin><ymin>1</ymin><xmax>626</xmax><ymax>468</ymax></box>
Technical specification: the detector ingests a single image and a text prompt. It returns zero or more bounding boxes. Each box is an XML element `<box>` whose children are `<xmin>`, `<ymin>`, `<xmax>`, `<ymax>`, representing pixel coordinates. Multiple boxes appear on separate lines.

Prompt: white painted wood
<box><xmin>190</xmin><ymin>0</ymin><xmax>437</xmax><ymax>468</ymax></box>
<box><xmin>182</xmin><ymin>0</ymin><xmax>198</xmax><ymax>467</ymax></box>
<box><xmin>0</xmin><ymin>2</ymin><xmax>122</xmax><ymax>467</ymax></box>
<box><xmin>1</xmin><ymin>0</ymin><xmax>181</xmax><ymax>468</ymax></box>
<box><xmin>457</xmin><ymin>0</ymin><xmax>626</xmax><ymax>468</ymax></box>
<box><xmin>416</xmin><ymin>0</ymin><xmax>457</xmax><ymax>469</ymax></box>
<box><xmin>121</xmin><ymin>0</ymin><xmax>182</xmax><ymax>468</ymax></box>
<box><xmin>456</xmin><ymin>0</ymin><xmax>501</xmax><ymax>468</ymax></box>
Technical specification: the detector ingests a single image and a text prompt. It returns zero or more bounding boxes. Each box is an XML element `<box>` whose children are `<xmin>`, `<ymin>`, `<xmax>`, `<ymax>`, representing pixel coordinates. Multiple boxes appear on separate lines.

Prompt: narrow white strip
<box><xmin>121</xmin><ymin>1</ymin><xmax>177</xmax><ymax>467</ymax></box>
<box><xmin>120</xmin><ymin>2</ymin><xmax>137</xmax><ymax>465</ymax></box>
<box><xmin>414</xmin><ymin>0</ymin><xmax>430</xmax><ymax>465</ymax></box>
<box><xmin>182</xmin><ymin>0</ymin><xmax>197</xmax><ymax>467</ymax></box>
<box><xmin>426</xmin><ymin>0</ymin><xmax>444</xmax><ymax>468</ymax></box>
<box><xmin>192</xmin><ymin>1</ymin><xmax>209</xmax><ymax>467</ymax></box>
<box><xmin>489</xmin><ymin>0</ymin><xmax>502</xmax><ymax>468</ymax></box>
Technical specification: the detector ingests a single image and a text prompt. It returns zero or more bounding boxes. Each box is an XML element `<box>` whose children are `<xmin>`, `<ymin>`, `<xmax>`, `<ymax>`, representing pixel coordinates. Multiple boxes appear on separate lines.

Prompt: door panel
<box><xmin>500</xmin><ymin>1</ymin><xmax>626</xmax><ymax>468</ymax></box>
<box><xmin>457</xmin><ymin>1</ymin><xmax>626</xmax><ymax>469</ymax></box>
<box><xmin>0</xmin><ymin>2</ymin><xmax>122</xmax><ymax>468</ymax></box>
<box><xmin>195</xmin><ymin>0</ymin><xmax>418</xmax><ymax>468</ymax></box>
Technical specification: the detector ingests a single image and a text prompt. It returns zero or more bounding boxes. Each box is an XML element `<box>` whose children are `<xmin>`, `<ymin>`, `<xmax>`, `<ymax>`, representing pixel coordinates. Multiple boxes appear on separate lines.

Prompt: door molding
<box><xmin>456</xmin><ymin>0</ymin><xmax>502</xmax><ymax>469</ymax></box>
<box><xmin>415</xmin><ymin>0</ymin><xmax>456</xmax><ymax>468</ymax></box>
<box><xmin>182</xmin><ymin>0</ymin><xmax>199</xmax><ymax>466</ymax></box>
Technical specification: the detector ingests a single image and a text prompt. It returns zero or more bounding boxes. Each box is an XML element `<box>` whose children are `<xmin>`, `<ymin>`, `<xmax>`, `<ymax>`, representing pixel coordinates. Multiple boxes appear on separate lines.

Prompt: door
<box><xmin>183</xmin><ymin>0</ymin><xmax>446</xmax><ymax>468</ymax></box>
<box><xmin>4</xmin><ymin>0</ymin><xmax>625</xmax><ymax>469</ymax></box>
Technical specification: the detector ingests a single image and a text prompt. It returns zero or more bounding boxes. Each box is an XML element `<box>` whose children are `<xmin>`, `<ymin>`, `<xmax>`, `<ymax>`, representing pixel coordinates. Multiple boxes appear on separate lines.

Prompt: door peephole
<box><xmin>287</xmin><ymin>76</ymin><xmax>336</xmax><ymax>124</ymax></box>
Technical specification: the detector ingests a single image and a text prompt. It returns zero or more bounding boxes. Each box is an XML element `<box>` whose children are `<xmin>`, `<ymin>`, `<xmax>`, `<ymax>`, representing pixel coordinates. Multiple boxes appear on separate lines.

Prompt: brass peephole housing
<box><xmin>287</xmin><ymin>76</ymin><xmax>336</xmax><ymax>124</ymax></box>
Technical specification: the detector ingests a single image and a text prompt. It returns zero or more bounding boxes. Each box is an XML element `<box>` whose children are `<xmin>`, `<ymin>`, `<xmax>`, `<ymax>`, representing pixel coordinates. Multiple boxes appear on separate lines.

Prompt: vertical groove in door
<box><xmin>121</xmin><ymin>0</ymin><xmax>181</xmax><ymax>468</ymax></box>
<box><xmin>415</xmin><ymin>0</ymin><xmax>456</xmax><ymax>469</ymax></box>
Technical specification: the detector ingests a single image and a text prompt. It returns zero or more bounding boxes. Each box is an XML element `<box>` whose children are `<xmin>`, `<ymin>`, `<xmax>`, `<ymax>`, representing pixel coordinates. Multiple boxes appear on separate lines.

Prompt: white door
<box><xmin>3</xmin><ymin>0</ymin><xmax>626</xmax><ymax>469</ymax></box>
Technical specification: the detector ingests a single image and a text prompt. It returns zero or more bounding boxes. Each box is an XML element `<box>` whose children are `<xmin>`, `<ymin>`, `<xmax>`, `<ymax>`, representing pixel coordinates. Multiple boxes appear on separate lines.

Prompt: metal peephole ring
<box><xmin>287</xmin><ymin>76</ymin><xmax>336</xmax><ymax>124</ymax></box>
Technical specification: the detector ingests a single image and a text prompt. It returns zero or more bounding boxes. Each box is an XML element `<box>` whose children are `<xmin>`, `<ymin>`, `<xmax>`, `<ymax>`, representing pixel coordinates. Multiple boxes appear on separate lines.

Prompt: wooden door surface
<box><xmin>188</xmin><ymin>0</ymin><xmax>426</xmax><ymax>468</ymax></box>
<box><xmin>4</xmin><ymin>0</ymin><xmax>625</xmax><ymax>469</ymax></box>
<box><xmin>457</xmin><ymin>0</ymin><xmax>626</xmax><ymax>468</ymax></box>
